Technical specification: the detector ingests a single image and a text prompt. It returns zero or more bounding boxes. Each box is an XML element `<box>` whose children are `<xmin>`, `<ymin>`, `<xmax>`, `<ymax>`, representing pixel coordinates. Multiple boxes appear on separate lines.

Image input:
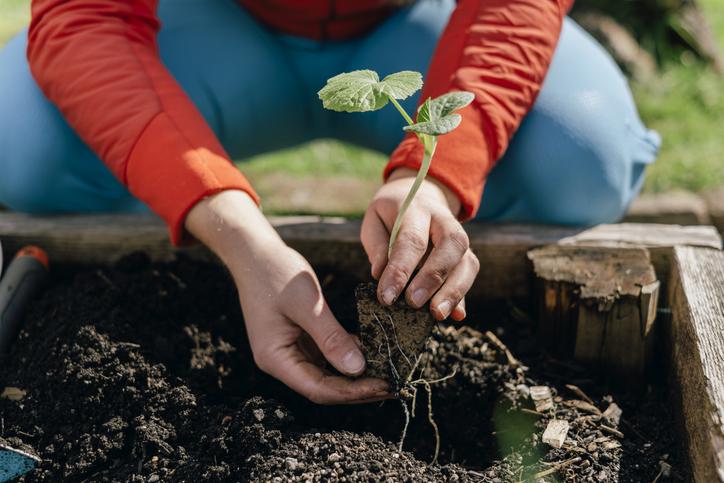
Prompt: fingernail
<box><xmin>382</xmin><ymin>288</ymin><xmax>396</xmax><ymax>305</ymax></box>
<box><xmin>342</xmin><ymin>349</ymin><xmax>365</xmax><ymax>375</ymax></box>
<box><xmin>411</xmin><ymin>288</ymin><xmax>428</xmax><ymax>307</ymax></box>
<box><xmin>437</xmin><ymin>300</ymin><xmax>452</xmax><ymax>318</ymax></box>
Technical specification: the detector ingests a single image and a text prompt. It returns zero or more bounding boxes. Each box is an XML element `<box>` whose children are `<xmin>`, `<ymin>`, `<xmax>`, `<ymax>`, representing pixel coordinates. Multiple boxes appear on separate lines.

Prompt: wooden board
<box><xmin>668</xmin><ymin>246</ymin><xmax>724</xmax><ymax>482</ymax></box>
<box><xmin>528</xmin><ymin>245</ymin><xmax>659</xmax><ymax>383</ymax></box>
<box><xmin>0</xmin><ymin>213</ymin><xmax>720</xmax><ymax>301</ymax></box>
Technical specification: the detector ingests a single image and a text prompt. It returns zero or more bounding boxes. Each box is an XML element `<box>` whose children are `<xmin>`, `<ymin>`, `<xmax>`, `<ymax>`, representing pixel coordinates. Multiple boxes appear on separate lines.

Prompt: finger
<box><xmin>451</xmin><ymin>298</ymin><xmax>466</xmax><ymax>322</ymax></box>
<box><xmin>360</xmin><ymin>209</ymin><xmax>390</xmax><ymax>280</ymax></box>
<box><xmin>269</xmin><ymin>348</ymin><xmax>393</xmax><ymax>405</ymax></box>
<box><xmin>405</xmin><ymin>216</ymin><xmax>469</xmax><ymax>308</ymax></box>
<box><xmin>287</xmin><ymin>289</ymin><xmax>368</xmax><ymax>377</ymax></box>
<box><xmin>377</xmin><ymin>209</ymin><xmax>431</xmax><ymax>306</ymax></box>
<box><xmin>430</xmin><ymin>250</ymin><xmax>479</xmax><ymax>320</ymax></box>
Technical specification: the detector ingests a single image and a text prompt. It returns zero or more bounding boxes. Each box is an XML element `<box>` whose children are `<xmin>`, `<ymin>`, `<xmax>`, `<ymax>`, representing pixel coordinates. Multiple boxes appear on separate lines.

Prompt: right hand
<box><xmin>185</xmin><ymin>190</ymin><xmax>391</xmax><ymax>404</ymax></box>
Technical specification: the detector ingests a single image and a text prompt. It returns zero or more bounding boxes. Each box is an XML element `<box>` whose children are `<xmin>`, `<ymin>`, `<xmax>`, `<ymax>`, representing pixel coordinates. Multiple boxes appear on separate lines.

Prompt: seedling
<box><xmin>318</xmin><ymin>70</ymin><xmax>474</xmax><ymax>256</ymax></box>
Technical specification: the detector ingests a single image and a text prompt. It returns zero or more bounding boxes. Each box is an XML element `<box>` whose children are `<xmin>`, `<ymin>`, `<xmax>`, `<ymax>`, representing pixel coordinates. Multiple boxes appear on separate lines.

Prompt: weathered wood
<box><xmin>703</xmin><ymin>188</ymin><xmax>724</xmax><ymax>236</ymax></box>
<box><xmin>528</xmin><ymin>245</ymin><xmax>659</xmax><ymax>384</ymax></box>
<box><xmin>668</xmin><ymin>246</ymin><xmax>724</xmax><ymax>483</ymax></box>
<box><xmin>624</xmin><ymin>191</ymin><xmax>711</xmax><ymax>226</ymax></box>
<box><xmin>0</xmin><ymin>214</ymin><xmax>720</xmax><ymax>302</ymax></box>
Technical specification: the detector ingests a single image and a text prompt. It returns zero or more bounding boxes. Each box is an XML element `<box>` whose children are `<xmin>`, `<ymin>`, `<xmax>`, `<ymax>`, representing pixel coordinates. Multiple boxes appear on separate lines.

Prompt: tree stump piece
<box><xmin>528</xmin><ymin>245</ymin><xmax>660</xmax><ymax>384</ymax></box>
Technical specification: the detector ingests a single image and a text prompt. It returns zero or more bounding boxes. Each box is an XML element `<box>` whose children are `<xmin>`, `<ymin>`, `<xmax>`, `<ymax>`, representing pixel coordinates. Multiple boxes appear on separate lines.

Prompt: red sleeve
<box><xmin>384</xmin><ymin>0</ymin><xmax>575</xmax><ymax>221</ymax></box>
<box><xmin>27</xmin><ymin>0</ymin><xmax>260</xmax><ymax>245</ymax></box>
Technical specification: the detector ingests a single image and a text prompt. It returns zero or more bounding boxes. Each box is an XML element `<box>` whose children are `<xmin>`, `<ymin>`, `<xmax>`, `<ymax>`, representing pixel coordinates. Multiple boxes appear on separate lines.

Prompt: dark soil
<box><xmin>0</xmin><ymin>254</ymin><xmax>690</xmax><ymax>482</ymax></box>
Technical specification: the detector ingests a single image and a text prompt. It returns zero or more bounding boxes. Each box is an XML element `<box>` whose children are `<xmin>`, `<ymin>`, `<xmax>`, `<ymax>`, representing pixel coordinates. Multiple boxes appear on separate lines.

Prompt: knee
<box><xmin>509</xmin><ymin>100</ymin><xmax>656</xmax><ymax>226</ymax></box>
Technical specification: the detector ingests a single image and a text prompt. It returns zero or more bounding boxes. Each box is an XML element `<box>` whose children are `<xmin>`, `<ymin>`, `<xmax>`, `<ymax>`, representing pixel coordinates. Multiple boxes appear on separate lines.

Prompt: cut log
<box><xmin>528</xmin><ymin>245</ymin><xmax>659</xmax><ymax>384</ymax></box>
<box><xmin>668</xmin><ymin>246</ymin><xmax>724</xmax><ymax>483</ymax></box>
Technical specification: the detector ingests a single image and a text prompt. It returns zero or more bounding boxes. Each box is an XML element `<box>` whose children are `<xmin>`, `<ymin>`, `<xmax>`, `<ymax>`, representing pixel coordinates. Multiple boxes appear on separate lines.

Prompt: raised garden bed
<box><xmin>0</xmin><ymin>214</ymin><xmax>722</xmax><ymax>482</ymax></box>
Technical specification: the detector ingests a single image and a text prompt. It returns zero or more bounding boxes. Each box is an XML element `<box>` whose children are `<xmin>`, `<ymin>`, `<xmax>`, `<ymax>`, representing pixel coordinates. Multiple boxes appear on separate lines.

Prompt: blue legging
<box><xmin>0</xmin><ymin>0</ymin><xmax>660</xmax><ymax>225</ymax></box>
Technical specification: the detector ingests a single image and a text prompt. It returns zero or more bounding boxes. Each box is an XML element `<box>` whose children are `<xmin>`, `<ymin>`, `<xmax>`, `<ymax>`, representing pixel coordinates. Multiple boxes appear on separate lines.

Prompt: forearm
<box><xmin>184</xmin><ymin>190</ymin><xmax>284</xmax><ymax>272</ymax></box>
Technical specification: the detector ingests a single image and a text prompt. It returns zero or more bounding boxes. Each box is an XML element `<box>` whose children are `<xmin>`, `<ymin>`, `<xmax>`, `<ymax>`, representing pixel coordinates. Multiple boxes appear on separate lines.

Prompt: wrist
<box><xmin>387</xmin><ymin>168</ymin><xmax>462</xmax><ymax>217</ymax></box>
<box><xmin>185</xmin><ymin>190</ymin><xmax>284</xmax><ymax>265</ymax></box>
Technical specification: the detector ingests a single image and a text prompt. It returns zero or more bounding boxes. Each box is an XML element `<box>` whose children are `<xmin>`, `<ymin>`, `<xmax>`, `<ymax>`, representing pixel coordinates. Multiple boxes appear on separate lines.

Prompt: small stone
<box><xmin>252</xmin><ymin>409</ymin><xmax>265</xmax><ymax>421</ymax></box>
<box><xmin>274</xmin><ymin>409</ymin><xmax>286</xmax><ymax>419</ymax></box>
<box><xmin>284</xmin><ymin>457</ymin><xmax>299</xmax><ymax>471</ymax></box>
<box><xmin>328</xmin><ymin>452</ymin><xmax>342</xmax><ymax>463</ymax></box>
<box><xmin>0</xmin><ymin>387</ymin><xmax>27</xmax><ymax>401</ymax></box>
<box><xmin>148</xmin><ymin>475</ymin><xmax>159</xmax><ymax>483</ymax></box>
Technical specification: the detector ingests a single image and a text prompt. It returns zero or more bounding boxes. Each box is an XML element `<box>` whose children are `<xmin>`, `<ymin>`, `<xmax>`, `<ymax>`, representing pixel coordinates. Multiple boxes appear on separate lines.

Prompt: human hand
<box><xmin>361</xmin><ymin>168</ymin><xmax>479</xmax><ymax>321</ymax></box>
<box><xmin>186</xmin><ymin>190</ymin><xmax>391</xmax><ymax>404</ymax></box>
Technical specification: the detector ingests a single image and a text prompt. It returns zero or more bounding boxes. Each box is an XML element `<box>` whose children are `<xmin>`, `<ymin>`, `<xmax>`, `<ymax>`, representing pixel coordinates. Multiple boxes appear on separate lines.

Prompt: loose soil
<box><xmin>0</xmin><ymin>254</ymin><xmax>689</xmax><ymax>482</ymax></box>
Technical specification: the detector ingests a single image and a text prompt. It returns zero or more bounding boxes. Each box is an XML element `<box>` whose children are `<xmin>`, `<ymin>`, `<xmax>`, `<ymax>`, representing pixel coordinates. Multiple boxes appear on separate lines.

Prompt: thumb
<box><xmin>290</xmin><ymin>297</ymin><xmax>367</xmax><ymax>377</ymax></box>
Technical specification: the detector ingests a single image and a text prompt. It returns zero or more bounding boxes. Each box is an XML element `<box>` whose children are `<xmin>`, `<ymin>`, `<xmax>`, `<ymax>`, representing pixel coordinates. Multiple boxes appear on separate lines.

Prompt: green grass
<box><xmin>0</xmin><ymin>0</ymin><xmax>29</xmax><ymax>45</ymax></box>
<box><xmin>1</xmin><ymin>0</ymin><xmax>723</xmax><ymax>193</ymax></box>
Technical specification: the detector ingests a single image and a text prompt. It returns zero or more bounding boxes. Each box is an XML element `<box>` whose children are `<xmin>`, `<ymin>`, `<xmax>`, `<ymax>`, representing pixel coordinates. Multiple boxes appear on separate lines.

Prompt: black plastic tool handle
<box><xmin>0</xmin><ymin>246</ymin><xmax>49</xmax><ymax>354</ymax></box>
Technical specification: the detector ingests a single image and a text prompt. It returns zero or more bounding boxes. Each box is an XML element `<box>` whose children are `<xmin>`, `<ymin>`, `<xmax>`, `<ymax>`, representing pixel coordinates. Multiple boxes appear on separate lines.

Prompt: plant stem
<box><xmin>389</xmin><ymin>97</ymin><xmax>415</xmax><ymax>126</ymax></box>
<box><xmin>388</xmin><ymin>138</ymin><xmax>437</xmax><ymax>258</ymax></box>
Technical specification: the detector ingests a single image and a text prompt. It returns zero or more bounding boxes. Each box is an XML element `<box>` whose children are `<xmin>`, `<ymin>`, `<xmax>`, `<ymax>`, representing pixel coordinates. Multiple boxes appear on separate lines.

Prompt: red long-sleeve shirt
<box><xmin>27</xmin><ymin>0</ymin><xmax>573</xmax><ymax>244</ymax></box>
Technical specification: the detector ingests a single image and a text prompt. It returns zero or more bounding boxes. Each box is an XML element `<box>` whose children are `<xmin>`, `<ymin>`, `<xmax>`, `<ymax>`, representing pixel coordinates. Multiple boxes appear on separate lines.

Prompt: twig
<box><xmin>565</xmin><ymin>384</ymin><xmax>595</xmax><ymax>406</ymax></box>
<box><xmin>533</xmin><ymin>456</ymin><xmax>582</xmax><ymax>478</ymax></box>
<box><xmin>520</xmin><ymin>408</ymin><xmax>543</xmax><ymax>417</ymax></box>
<box><xmin>651</xmin><ymin>467</ymin><xmax>664</xmax><ymax>483</ymax></box>
<box><xmin>600</xmin><ymin>424</ymin><xmax>624</xmax><ymax>439</ymax></box>
<box><xmin>484</xmin><ymin>331</ymin><xmax>519</xmax><ymax>368</ymax></box>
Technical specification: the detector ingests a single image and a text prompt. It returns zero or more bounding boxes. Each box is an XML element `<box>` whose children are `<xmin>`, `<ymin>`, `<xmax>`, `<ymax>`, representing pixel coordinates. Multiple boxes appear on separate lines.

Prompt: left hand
<box><xmin>361</xmin><ymin>168</ymin><xmax>480</xmax><ymax>321</ymax></box>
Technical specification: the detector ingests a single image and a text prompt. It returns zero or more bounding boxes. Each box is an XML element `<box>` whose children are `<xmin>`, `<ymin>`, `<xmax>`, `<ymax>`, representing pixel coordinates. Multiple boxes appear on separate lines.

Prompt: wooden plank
<box><xmin>668</xmin><ymin>246</ymin><xmax>724</xmax><ymax>482</ymax></box>
<box><xmin>528</xmin><ymin>245</ymin><xmax>659</xmax><ymax>383</ymax></box>
<box><xmin>0</xmin><ymin>213</ymin><xmax>720</xmax><ymax>301</ymax></box>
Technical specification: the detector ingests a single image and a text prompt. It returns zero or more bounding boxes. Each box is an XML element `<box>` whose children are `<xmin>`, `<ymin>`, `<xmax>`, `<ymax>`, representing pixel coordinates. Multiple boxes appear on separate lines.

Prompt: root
<box><xmin>398</xmin><ymin>397</ymin><xmax>412</xmax><ymax>453</ymax></box>
<box><xmin>422</xmin><ymin>381</ymin><xmax>441</xmax><ymax>465</ymax></box>
<box><xmin>370</xmin><ymin>312</ymin><xmax>453</xmax><ymax>464</ymax></box>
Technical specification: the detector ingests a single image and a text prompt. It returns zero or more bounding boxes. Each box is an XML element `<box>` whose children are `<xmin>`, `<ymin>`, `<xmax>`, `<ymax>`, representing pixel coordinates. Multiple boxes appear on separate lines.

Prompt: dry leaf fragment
<box><xmin>602</xmin><ymin>402</ymin><xmax>623</xmax><ymax>425</ymax></box>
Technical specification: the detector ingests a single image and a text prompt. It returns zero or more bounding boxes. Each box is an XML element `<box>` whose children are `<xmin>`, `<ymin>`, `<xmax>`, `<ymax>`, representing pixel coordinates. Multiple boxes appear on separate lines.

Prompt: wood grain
<box><xmin>669</xmin><ymin>246</ymin><xmax>724</xmax><ymax>482</ymax></box>
<box><xmin>529</xmin><ymin>246</ymin><xmax>659</xmax><ymax>383</ymax></box>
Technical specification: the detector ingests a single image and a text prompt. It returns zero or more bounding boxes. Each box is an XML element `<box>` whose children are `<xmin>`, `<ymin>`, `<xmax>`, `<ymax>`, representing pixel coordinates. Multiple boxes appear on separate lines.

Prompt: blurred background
<box><xmin>2</xmin><ymin>0</ymin><xmax>723</xmax><ymax>221</ymax></box>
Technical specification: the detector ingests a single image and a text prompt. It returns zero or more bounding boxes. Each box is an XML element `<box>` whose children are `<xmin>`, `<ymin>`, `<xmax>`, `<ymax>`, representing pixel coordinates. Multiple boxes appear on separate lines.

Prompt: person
<box><xmin>0</xmin><ymin>0</ymin><xmax>660</xmax><ymax>404</ymax></box>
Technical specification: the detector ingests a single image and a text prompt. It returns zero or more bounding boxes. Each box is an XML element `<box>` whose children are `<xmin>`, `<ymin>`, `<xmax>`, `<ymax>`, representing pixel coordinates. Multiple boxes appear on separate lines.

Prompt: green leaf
<box><xmin>404</xmin><ymin>90</ymin><xmax>474</xmax><ymax>135</ymax></box>
<box><xmin>317</xmin><ymin>70</ymin><xmax>388</xmax><ymax>113</ymax></box>
<box><xmin>318</xmin><ymin>69</ymin><xmax>423</xmax><ymax>113</ymax></box>
<box><xmin>428</xmin><ymin>91</ymin><xmax>475</xmax><ymax>117</ymax></box>
<box><xmin>380</xmin><ymin>71</ymin><xmax>423</xmax><ymax>100</ymax></box>
<box><xmin>404</xmin><ymin>114</ymin><xmax>462</xmax><ymax>135</ymax></box>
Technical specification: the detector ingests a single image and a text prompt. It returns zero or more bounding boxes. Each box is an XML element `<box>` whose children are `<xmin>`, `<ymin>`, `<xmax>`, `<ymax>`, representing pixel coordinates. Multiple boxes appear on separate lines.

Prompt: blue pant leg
<box><xmin>0</xmin><ymin>0</ymin><xmax>309</xmax><ymax>214</ymax></box>
<box><xmin>476</xmin><ymin>18</ymin><xmax>661</xmax><ymax>225</ymax></box>
<box><xmin>0</xmin><ymin>31</ymin><xmax>146</xmax><ymax>213</ymax></box>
